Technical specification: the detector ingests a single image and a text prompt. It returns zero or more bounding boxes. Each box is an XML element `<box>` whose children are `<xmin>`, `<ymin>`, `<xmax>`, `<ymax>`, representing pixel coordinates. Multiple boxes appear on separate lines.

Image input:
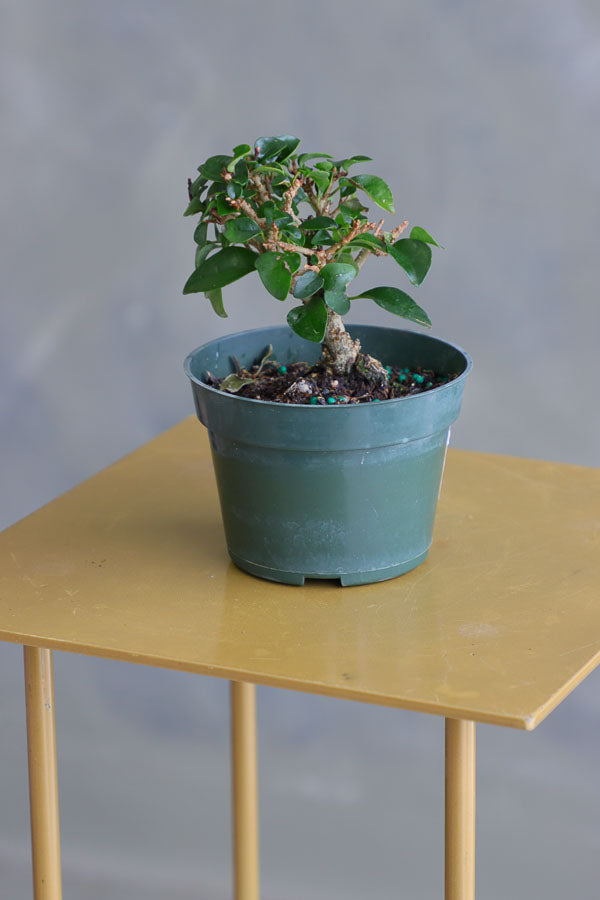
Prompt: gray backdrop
<box><xmin>1</xmin><ymin>1</ymin><xmax>599</xmax><ymax>898</ymax></box>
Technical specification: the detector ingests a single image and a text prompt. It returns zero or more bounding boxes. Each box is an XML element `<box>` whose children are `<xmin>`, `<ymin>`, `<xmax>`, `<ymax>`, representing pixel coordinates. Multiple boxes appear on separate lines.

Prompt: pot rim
<box><xmin>184</xmin><ymin>323</ymin><xmax>472</xmax><ymax>409</ymax></box>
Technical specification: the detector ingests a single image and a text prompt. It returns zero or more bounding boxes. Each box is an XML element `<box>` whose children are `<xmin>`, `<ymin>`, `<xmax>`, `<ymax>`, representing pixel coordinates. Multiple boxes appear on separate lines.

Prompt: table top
<box><xmin>1</xmin><ymin>417</ymin><xmax>599</xmax><ymax>729</ymax></box>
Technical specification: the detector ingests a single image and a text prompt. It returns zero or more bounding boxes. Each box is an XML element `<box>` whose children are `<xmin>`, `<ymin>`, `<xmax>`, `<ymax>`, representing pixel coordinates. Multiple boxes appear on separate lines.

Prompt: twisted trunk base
<box><xmin>322</xmin><ymin>311</ymin><xmax>361</xmax><ymax>373</ymax></box>
<box><xmin>322</xmin><ymin>310</ymin><xmax>387</xmax><ymax>386</ymax></box>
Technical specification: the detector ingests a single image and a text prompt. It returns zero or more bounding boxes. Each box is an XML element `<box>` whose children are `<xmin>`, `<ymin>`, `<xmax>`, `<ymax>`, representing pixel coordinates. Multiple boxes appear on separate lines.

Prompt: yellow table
<box><xmin>1</xmin><ymin>417</ymin><xmax>599</xmax><ymax>900</ymax></box>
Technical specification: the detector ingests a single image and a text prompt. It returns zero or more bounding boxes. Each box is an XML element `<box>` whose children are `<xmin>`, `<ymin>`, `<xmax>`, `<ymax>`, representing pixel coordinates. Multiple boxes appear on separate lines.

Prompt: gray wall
<box><xmin>1</xmin><ymin>1</ymin><xmax>599</xmax><ymax>898</ymax></box>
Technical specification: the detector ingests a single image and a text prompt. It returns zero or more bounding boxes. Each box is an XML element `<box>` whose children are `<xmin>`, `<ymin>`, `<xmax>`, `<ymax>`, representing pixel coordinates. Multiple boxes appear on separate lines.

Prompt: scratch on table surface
<box><xmin>22</xmin><ymin>575</ymin><xmax>47</xmax><ymax>589</ymax></box>
<box><xmin>474</xmin><ymin>654</ymin><xmax>506</xmax><ymax>678</ymax></box>
<box><xmin>403</xmin><ymin>559</ymin><xmax>442</xmax><ymax>606</ymax></box>
<box><xmin>9</xmin><ymin>552</ymin><xmax>21</xmax><ymax>568</ymax></box>
<box><xmin>559</xmin><ymin>639</ymin><xmax>600</xmax><ymax>658</ymax></box>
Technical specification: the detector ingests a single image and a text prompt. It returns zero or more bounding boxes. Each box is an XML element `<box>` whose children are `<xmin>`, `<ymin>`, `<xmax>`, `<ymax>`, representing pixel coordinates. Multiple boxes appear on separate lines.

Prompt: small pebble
<box><xmin>327</xmin><ymin>397</ymin><xmax>336</xmax><ymax>404</ymax></box>
<box><xmin>385</xmin><ymin>366</ymin><xmax>393</xmax><ymax>376</ymax></box>
<box><xmin>399</xmin><ymin>374</ymin><xmax>407</xmax><ymax>382</ymax></box>
<box><xmin>278</xmin><ymin>365</ymin><xmax>287</xmax><ymax>374</ymax></box>
<box><xmin>426</xmin><ymin>381</ymin><xmax>433</xmax><ymax>388</ymax></box>
<box><xmin>414</xmin><ymin>374</ymin><xmax>424</xmax><ymax>384</ymax></box>
<box><xmin>337</xmin><ymin>396</ymin><xmax>348</xmax><ymax>403</ymax></box>
<box><xmin>309</xmin><ymin>396</ymin><xmax>319</xmax><ymax>405</ymax></box>
<box><xmin>373</xmin><ymin>398</ymin><xmax>381</xmax><ymax>402</ymax></box>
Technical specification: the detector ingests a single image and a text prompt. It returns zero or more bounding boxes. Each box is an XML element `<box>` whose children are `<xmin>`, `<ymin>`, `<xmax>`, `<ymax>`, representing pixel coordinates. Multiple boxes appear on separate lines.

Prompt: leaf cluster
<box><xmin>183</xmin><ymin>135</ymin><xmax>440</xmax><ymax>343</ymax></box>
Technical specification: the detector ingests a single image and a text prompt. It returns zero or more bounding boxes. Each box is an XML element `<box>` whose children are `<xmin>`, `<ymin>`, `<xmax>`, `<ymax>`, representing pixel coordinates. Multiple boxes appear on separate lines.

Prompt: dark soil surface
<box><xmin>207</xmin><ymin>354</ymin><xmax>459</xmax><ymax>404</ymax></box>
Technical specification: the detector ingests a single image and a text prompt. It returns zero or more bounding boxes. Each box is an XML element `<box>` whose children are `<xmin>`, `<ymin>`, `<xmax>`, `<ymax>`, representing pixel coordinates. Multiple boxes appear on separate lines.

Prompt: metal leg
<box><xmin>230</xmin><ymin>681</ymin><xmax>260</xmax><ymax>900</ymax></box>
<box><xmin>23</xmin><ymin>646</ymin><xmax>63</xmax><ymax>900</ymax></box>
<box><xmin>445</xmin><ymin>718</ymin><xmax>476</xmax><ymax>900</ymax></box>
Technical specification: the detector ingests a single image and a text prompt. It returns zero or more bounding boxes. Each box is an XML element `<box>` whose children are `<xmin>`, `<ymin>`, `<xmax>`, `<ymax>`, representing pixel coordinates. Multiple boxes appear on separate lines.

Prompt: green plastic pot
<box><xmin>184</xmin><ymin>325</ymin><xmax>471</xmax><ymax>586</ymax></box>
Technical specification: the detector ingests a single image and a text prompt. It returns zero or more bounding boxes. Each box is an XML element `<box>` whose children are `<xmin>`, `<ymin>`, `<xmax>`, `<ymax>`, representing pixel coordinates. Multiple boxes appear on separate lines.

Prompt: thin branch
<box><xmin>321</xmin><ymin>167</ymin><xmax>341</xmax><ymax>216</ymax></box>
<box><xmin>302</xmin><ymin>178</ymin><xmax>321</xmax><ymax>215</ymax></box>
<box><xmin>355</xmin><ymin>248</ymin><xmax>371</xmax><ymax>271</ymax></box>
<box><xmin>250</xmin><ymin>172</ymin><xmax>270</xmax><ymax>205</ymax></box>
<box><xmin>390</xmin><ymin>219</ymin><xmax>409</xmax><ymax>241</ymax></box>
<box><xmin>322</xmin><ymin>219</ymin><xmax>374</xmax><ymax>262</ymax></box>
<box><xmin>283</xmin><ymin>175</ymin><xmax>303</xmax><ymax>221</ymax></box>
<box><xmin>263</xmin><ymin>238</ymin><xmax>319</xmax><ymax>259</ymax></box>
<box><xmin>226</xmin><ymin>196</ymin><xmax>266</xmax><ymax>227</ymax></box>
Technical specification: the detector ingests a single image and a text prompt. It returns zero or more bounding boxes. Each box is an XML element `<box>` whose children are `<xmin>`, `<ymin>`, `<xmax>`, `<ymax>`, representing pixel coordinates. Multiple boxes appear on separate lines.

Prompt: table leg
<box><xmin>445</xmin><ymin>718</ymin><xmax>476</xmax><ymax>900</ymax></box>
<box><xmin>23</xmin><ymin>646</ymin><xmax>63</xmax><ymax>900</ymax></box>
<box><xmin>230</xmin><ymin>681</ymin><xmax>260</xmax><ymax>900</ymax></box>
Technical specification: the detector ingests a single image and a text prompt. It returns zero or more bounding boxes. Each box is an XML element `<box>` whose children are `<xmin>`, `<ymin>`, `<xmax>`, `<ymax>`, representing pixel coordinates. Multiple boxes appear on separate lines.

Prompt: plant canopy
<box><xmin>183</xmin><ymin>135</ymin><xmax>440</xmax><ymax>374</ymax></box>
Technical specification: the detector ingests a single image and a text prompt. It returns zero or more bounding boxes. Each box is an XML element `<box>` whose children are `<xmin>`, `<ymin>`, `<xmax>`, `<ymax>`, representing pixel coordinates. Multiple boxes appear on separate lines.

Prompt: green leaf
<box><xmin>273</xmin><ymin>134</ymin><xmax>301</xmax><ymax>160</ymax></box>
<box><xmin>226</xmin><ymin>180</ymin><xmax>242</xmax><ymax>200</ymax></box>
<box><xmin>334</xmin><ymin>251</ymin><xmax>359</xmax><ymax>274</ymax></box>
<box><xmin>283</xmin><ymin>251</ymin><xmax>302</xmax><ymax>274</ymax></box>
<box><xmin>324</xmin><ymin>289</ymin><xmax>351</xmax><ymax>315</ymax></box>
<box><xmin>216</xmin><ymin>194</ymin><xmax>234</xmax><ymax>216</ymax></box>
<box><xmin>223</xmin><ymin>216</ymin><xmax>261</xmax><ymax>244</ymax></box>
<box><xmin>350</xmin><ymin>287</ymin><xmax>431</xmax><ymax>327</ymax></box>
<box><xmin>189</xmin><ymin>174</ymin><xmax>207</xmax><ymax>197</ymax></box>
<box><xmin>255</xmin><ymin>135</ymin><xmax>300</xmax><ymax>163</ymax></box>
<box><xmin>255</xmin><ymin>252</ymin><xmax>292</xmax><ymax>300</ymax></box>
<box><xmin>339</xmin><ymin>180</ymin><xmax>356</xmax><ymax>198</ymax></box>
<box><xmin>293</xmin><ymin>270</ymin><xmax>324</xmax><ymax>299</ymax></box>
<box><xmin>309</xmin><ymin>229</ymin><xmax>335</xmax><ymax>246</ymax></box>
<box><xmin>287</xmin><ymin>295</ymin><xmax>328</xmax><ymax>342</ymax></box>
<box><xmin>252</xmin><ymin>163</ymin><xmax>286</xmax><ymax>176</ymax></box>
<box><xmin>334</xmin><ymin>155</ymin><xmax>372</xmax><ymax>169</ymax></box>
<box><xmin>220</xmin><ymin>373</ymin><xmax>254</xmax><ymax>393</ymax></box>
<box><xmin>299</xmin><ymin>216</ymin><xmax>338</xmax><ymax>231</ymax></box>
<box><xmin>297</xmin><ymin>152</ymin><xmax>333</xmax><ymax>165</ymax></box>
<box><xmin>320</xmin><ymin>262</ymin><xmax>357</xmax><ymax>293</ymax></box>
<box><xmin>340</xmin><ymin>197</ymin><xmax>368</xmax><ymax>221</ymax></box>
<box><xmin>183</xmin><ymin>246</ymin><xmax>257</xmax><ymax>293</ymax></box>
<box><xmin>388</xmin><ymin>239</ymin><xmax>432</xmax><ymax>285</ymax></box>
<box><xmin>350</xmin><ymin>174</ymin><xmax>395</xmax><ymax>213</ymax></box>
<box><xmin>257</xmin><ymin>200</ymin><xmax>277</xmax><ymax>224</ymax></box>
<box><xmin>410</xmin><ymin>226</ymin><xmax>441</xmax><ymax>247</ymax></box>
<box><xmin>227</xmin><ymin>144</ymin><xmax>252</xmax><ymax>171</ymax></box>
<box><xmin>271</xmin><ymin>172</ymin><xmax>290</xmax><ymax>187</ymax></box>
<box><xmin>203</xmin><ymin>198</ymin><xmax>216</xmax><ymax>219</ymax></box>
<box><xmin>339</xmin><ymin>196</ymin><xmax>367</xmax><ymax>214</ymax></box>
<box><xmin>183</xmin><ymin>195</ymin><xmax>203</xmax><ymax>217</ymax></box>
<box><xmin>348</xmin><ymin>234</ymin><xmax>387</xmax><ymax>252</ymax></box>
<box><xmin>307</xmin><ymin>168</ymin><xmax>331</xmax><ymax>196</ymax></box>
<box><xmin>195</xmin><ymin>241</ymin><xmax>217</xmax><ymax>268</ymax></box>
<box><xmin>207</xmin><ymin>181</ymin><xmax>223</xmax><ymax>197</ymax></box>
<box><xmin>193</xmin><ymin>222</ymin><xmax>209</xmax><ymax>246</ymax></box>
<box><xmin>279</xmin><ymin>224</ymin><xmax>303</xmax><ymax>243</ymax></box>
<box><xmin>200</xmin><ymin>155</ymin><xmax>232</xmax><ymax>181</ymax></box>
<box><xmin>205</xmin><ymin>288</ymin><xmax>227</xmax><ymax>318</ymax></box>
<box><xmin>314</xmin><ymin>160</ymin><xmax>335</xmax><ymax>172</ymax></box>
<box><xmin>233</xmin><ymin>159</ymin><xmax>249</xmax><ymax>185</ymax></box>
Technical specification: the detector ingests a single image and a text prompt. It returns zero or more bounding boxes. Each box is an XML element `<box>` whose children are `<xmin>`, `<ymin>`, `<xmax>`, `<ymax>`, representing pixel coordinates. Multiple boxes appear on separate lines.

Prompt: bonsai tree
<box><xmin>183</xmin><ymin>135</ymin><xmax>439</xmax><ymax>384</ymax></box>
